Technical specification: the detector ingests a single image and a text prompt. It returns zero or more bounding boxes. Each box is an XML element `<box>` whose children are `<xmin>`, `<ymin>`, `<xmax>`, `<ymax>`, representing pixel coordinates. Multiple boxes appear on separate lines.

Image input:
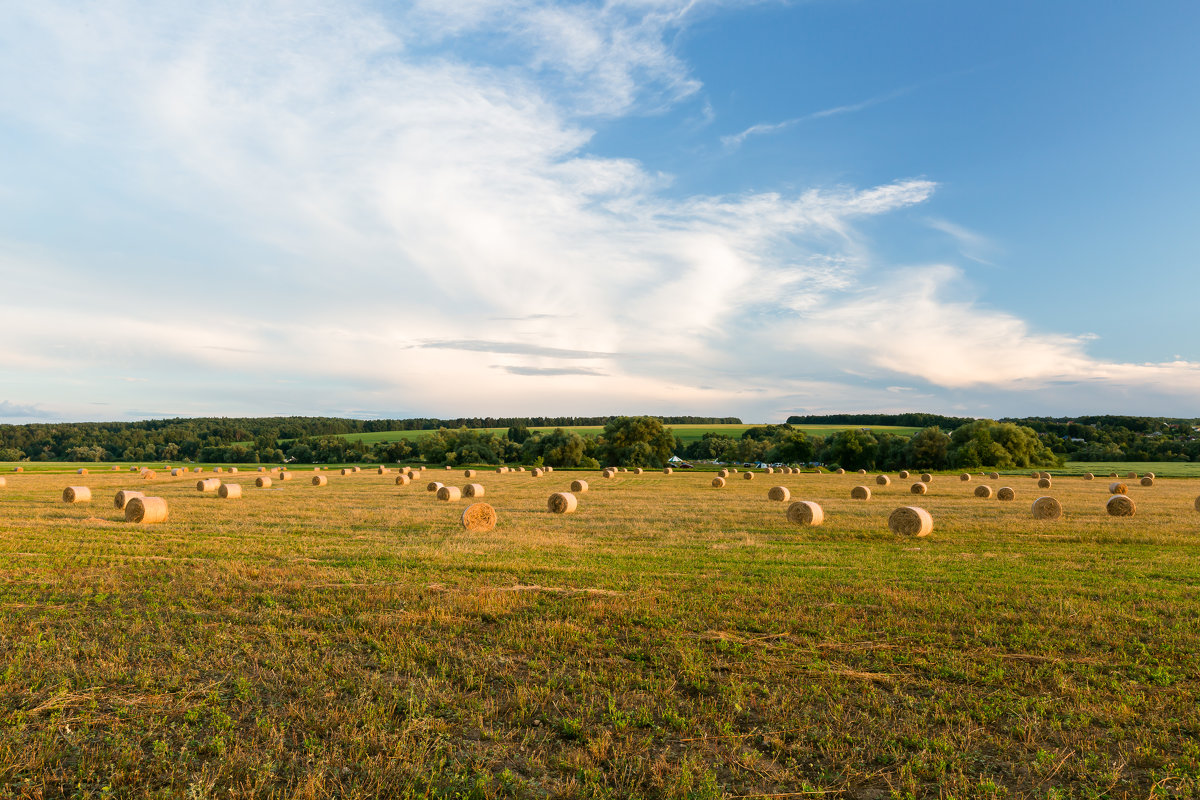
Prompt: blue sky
<box><xmin>1</xmin><ymin>0</ymin><xmax>1198</xmax><ymax>424</ymax></box>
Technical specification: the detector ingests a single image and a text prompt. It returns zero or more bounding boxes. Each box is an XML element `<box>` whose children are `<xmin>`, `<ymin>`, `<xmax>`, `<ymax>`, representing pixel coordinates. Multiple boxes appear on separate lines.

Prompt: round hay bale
<box><xmin>518</xmin><ymin>467</ymin><xmax>526</xmax><ymax>472</ymax></box>
<box><xmin>395</xmin><ymin>474</ymin><xmax>410</xmax><ymax>486</ymax></box>
<box><xmin>835</xmin><ymin>468</ymin><xmax>845</xmax><ymax>475</ymax></box>
<box><xmin>857</xmin><ymin>469</ymin><xmax>866</xmax><ymax>475</ymax></box>
<box><xmin>711</xmin><ymin>477</ymin><xmax>726</xmax><ymax>488</ymax></box>
<box><xmin>898</xmin><ymin>470</ymin><xmax>909</xmax><ymax>479</ymax></box>
<box><xmin>663</xmin><ymin>467</ymin><xmax>673</xmax><ymax>475</ymax></box>
<box><xmin>436</xmin><ymin>486</ymin><xmax>462</xmax><ymax>502</ymax></box>
<box><xmin>1083</xmin><ymin>472</ymin><xmax>1094</xmax><ymax>480</ymax></box>
<box><xmin>445</xmin><ymin>465</ymin><xmax>453</xmax><ymax>470</ymax></box>
<box><xmin>786</xmin><ymin>500</ymin><xmax>824</xmax><ymax>526</ymax></box>
<box><xmin>496</xmin><ymin>467</ymin><xmax>506</xmax><ymax>474</ymax></box>
<box><xmin>1109</xmin><ymin>472</ymin><xmax>1118</xmax><ymax>478</ymax></box>
<box><xmin>545</xmin><ymin>466</ymin><xmax>553</xmax><ymax>473</ymax></box>
<box><xmin>12</xmin><ymin>467</ymin><xmax>22</xmax><ymax>472</ymax></box>
<box><xmin>170</xmin><ymin>469</ymin><xmax>182</xmax><ymax>477</ymax></box>
<box><xmin>634</xmin><ymin>468</ymin><xmax>644</xmax><ymax>475</ymax></box>
<box><xmin>851</xmin><ymin>485</ymin><xmax>871</xmax><ymax>500</ymax></box>
<box><xmin>0</xmin><ymin>477</ymin><xmax>5</xmax><ymax>488</ymax></box>
<box><xmin>460</xmin><ymin>502</ymin><xmax>497</xmax><ymax>532</ymax></box>
<box><xmin>730</xmin><ymin>468</ymin><xmax>738</xmax><ymax>473</ymax></box>
<box><xmin>1040</xmin><ymin>471</ymin><xmax>1052</xmax><ymax>480</ymax></box>
<box><xmin>258</xmin><ymin>466</ymin><xmax>266</xmax><ymax>472</ymax></box>
<box><xmin>76</xmin><ymin>468</ymin><xmax>88</xmax><ymax>475</ymax></box>
<box><xmin>910</xmin><ymin>482</ymin><xmax>927</xmax><ymax>495</ymax></box>
<box><xmin>312</xmin><ymin>475</ymin><xmax>327</xmax><ymax>487</ymax></box>
<box><xmin>920</xmin><ymin>473</ymin><xmax>932</xmax><ymax>483</ymax></box>
<box><xmin>1109</xmin><ymin>482</ymin><xmax>1128</xmax><ymax>495</ymax></box>
<box><xmin>63</xmin><ymin>486</ymin><xmax>91</xmax><ymax>503</ymax></box>
<box><xmin>570</xmin><ymin>479</ymin><xmax>589</xmax><ymax>493</ymax></box>
<box><xmin>1031</xmin><ymin>496</ymin><xmax>1062</xmax><ymax>520</ymax></box>
<box><xmin>602</xmin><ymin>469</ymin><xmax>616</xmax><ymax>479</ymax></box>
<box><xmin>1106</xmin><ymin>494</ymin><xmax>1136</xmax><ymax>517</ymax></box>
<box><xmin>214</xmin><ymin>467</ymin><xmax>223</xmax><ymax>474</ymax></box>
<box><xmin>974</xmin><ymin>485</ymin><xmax>993</xmax><ymax>499</ymax></box>
<box><xmin>464</xmin><ymin>470</ymin><xmax>476</xmax><ymax>478</ymax></box>
<box><xmin>378</xmin><ymin>467</ymin><xmax>389</xmax><ymax>475</ymax></box>
<box><xmin>547</xmin><ymin>492</ymin><xmax>577</xmax><ymax>514</ymax></box>
<box><xmin>1145</xmin><ymin>472</ymin><xmax>1156</xmax><ymax>479</ymax></box>
<box><xmin>218</xmin><ymin>483</ymin><xmax>242</xmax><ymax>499</ymax></box>
<box><xmin>194</xmin><ymin>468</ymin><xmax>202</xmax><ymax>473</ymax></box>
<box><xmin>1126</xmin><ymin>471</ymin><xmax>1137</xmax><ymax>479</ymax></box>
<box><xmin>313</xmin><ymin>467</ymin><xmax>321</xmax><ymax>471</ymax></box>
<box><xmin>277</xmin><ymin>472</ymin><xmax>292</xmax><ymax>481</ymax></box>
<box><xmin>111</xmin><ymin>465</ymin><xmax>119</xmax><ymax>471</ymax></box>
<box><xmin>142</xmin><ymin>470</ymin><xmax>156</xmax><ymax>480</ymax></box>
<box><xmin>1037</xmin><ymin>478</ymin><xmax>1052</xmax><ymax>489</ymax></box>
<box><xmin>743</xmin><ymin>471</ymin><xmax>754</xmax><ymax>481</ymax></box>
<box><xmin>125</xmin><ymin>496</ymin><xmax>167</xmax><ymax>523</ymax></box>
<box><xmin>255</xmin><ymin>475</ymin><xmax>272</xmax><ymax>488</ymax></box>
<box><xmin>765</xmin><ymin>467</ymin><xmax>774</xmax><ymax>474</ymax></box>
<box><xmin>113</xmin><ymin>490</ymin><xmax>144</xmax><ymax>510</ymax></box>
<box><xmin>717</xmin><ymin>469</ymin><xmax>729</xmax><ymax>478</ymax></box>
<box><xmin>406</xmin><ymin>469</ymin><xmax>417</xmax><ymax>479</ymax></box>
<box><xmin>875</xmin><ymin>475</ymin><xmax>891</xmax><ymax>486</ymax></box>
<box><xmin>531</xmin><ymin>468</ymin><xmax>545</xmax><ymax>478</ymax></box>
<box><xmin>427</xmin><ymin>481</ymin><xmax>444</xmax><ymax>492</ymax></box>
<box><xmin>988</xmin><ymin>472</ymin><xmax>1000</xmax><ymax>480</ymax></box>
<box><xmin>997</xmin><ymin>487</ymin><xmax>1015</xmax><ymax>501</ymax></box>
<box><xmin>1140</xmin><ymin>476</ymin><xmax>1154</xmax><ymax>487</ymax></box>
<box><xmin>888</xmin><ymin>506</ymin><xmax>932</xmax><ymax>537</ymax></box>
<box><xmin>229</xmin><ymin>468</ymin><xmax>238</xmax><ymax>474</ymax></box>
<box><xmin>768</xmin><ymin>486</ymin><xmax>790</xmax><ymax>502</ymax></box>
<box><xmin>463</xmin><ymin>483</ymin><xmax>485</xmax><ymax>498</ymax></box>
<box><xmin>196</xmin><ymin>478</ymin><xmax>221</xmax><ymax>493</ymax></box>
<box><xmin>959</xmin><ymin>473</ymin><xmax>971</xmax><ymax>482</ymax></box>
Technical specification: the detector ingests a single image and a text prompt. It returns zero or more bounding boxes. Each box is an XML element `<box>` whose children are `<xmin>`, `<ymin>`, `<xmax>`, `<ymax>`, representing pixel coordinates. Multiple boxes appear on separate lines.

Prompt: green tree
<box><xmin>596</xmin><ymin>416</ymin><xmax>675</xmax><ymax>467</ymax></box>
<box><xmin>905</xmin><ymin>427</ymin><xmax>951</xmax><ymax>470</ymax></box>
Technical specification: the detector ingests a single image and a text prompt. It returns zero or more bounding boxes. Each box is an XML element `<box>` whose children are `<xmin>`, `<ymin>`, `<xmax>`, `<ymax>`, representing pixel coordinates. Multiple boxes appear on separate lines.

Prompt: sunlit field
<box><xmin>2</xmin><ymin>464</ymin><xmax>1198</xmax><ymax>798</ymax></box>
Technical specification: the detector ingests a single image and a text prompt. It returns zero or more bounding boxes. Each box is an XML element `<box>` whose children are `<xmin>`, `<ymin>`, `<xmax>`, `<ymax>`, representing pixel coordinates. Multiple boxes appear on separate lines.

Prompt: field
<box><xmin>2</xmin><ymin>465</ymin><xmax>1199</xmax><ymax>798</ymax></box>
<box><xmin>300</xmin><ymin>424</ymin><xmax>924</xmax><ymax>446</ymax></box>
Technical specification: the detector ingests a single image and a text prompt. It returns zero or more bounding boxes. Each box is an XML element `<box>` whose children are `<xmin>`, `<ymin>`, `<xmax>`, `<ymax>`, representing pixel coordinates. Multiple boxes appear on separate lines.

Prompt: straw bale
<box><xmin>1109</xmin><ymin>472</ymin><xmax>1118</xmax><ymax>478</ymax></box>
<box><xmin>768</xmin><ymin>485</ymin><xmax>790</xmax><ymax>502</ymax></box>
<box><xmin>463</xmin><ymin>483</ymin><xmax>484</xmax><ymax>498</ymax></box>
<box><xmin>743</xmin><ymin>471</ymin><xmax>754</xmax><ymax>480</ymax></box>
<box><xmin>436</xmin><ymin>486</ymin><xmax>462</xmax><ymax>502</ymax></box>
<box><xmin>547</xmin><ymin>492</ymin><xmax>577</xmax><ymax>514</ymax></box>
<box><xmin>461</xmin><ymin>503</ymin><xmax>497</xmax><ymax>532</ymax></box>
<box><xmin>229</xmin><ymin>468</ymin><xmax>238</xmax><ymax>474</ymax></box>
<box><xmin>711</xmin><ymin>477</ymin><xmax>726</xmax><ymax>488</ymax></box>
<box><xmin>464</xmin><ymin>470</ymin><xmax>476</xmax><ymax>478</ymax></box>
<box><xmin>765</xmin><ymin>467</ymin><xmax>774</xmax><ymax>474</ymax></box>
<box><xmin>342</xmin><ymin>468</ymin><xmax>352</xmax><ymax>476</ymax></box>
<box><xmin>1037</xmin><ymin>478</ymin><xmax>1052</xmax><ymax>489</ymax></box>
<box><xmin>910</xmin><ymin>482</ymin><xmax>927</xmax><ymax>495</ymax></box>
<box><xmin>63</xmin><ymin>486</ymin><xmax>91</xmax><ymax>503</ymax></box>
<box><xmin>634</xmin><ymin>468</ymin><xmax>644</xmax><ymax>475</ymax></box>
<box><xmin>920</xmin><ymin>473</ymin><xmax>932</xmax><ymax>483</ymax></box>
<box><xmin>427</xmin><ymin>481</ymin><xmax>444</xmax><ymax>492</ymax></box>
<box><xmin>1106</xmin><ymin>494</ymin><xmax>1136</xmax><ymax>517</ymax></box>
<box><xmin>888</xmin><ymin>506</ymin><xmax>932</xmax><ymax>537</ymax></box>
<box><xmin>218</xmin><ymin>483</ymin><xmax>242</xmax><ymax>499</ymax></box>
<box><xmin>1083</xmin><ymin>472</ymin><xmax>1094</xmax><ymax>480</ymax></box>
<box><xmin>717</xmin><ymin>469</ymin><xmax>729</xmax><ymax>478</ymax></box>
<box><xmin>997</xmin><ymin>487</ymin><xmax>1016</xmax><ymax>501</ymax></box>
<box><xmin>974</xmin><ymin>485</ymin><xmax>993</xmax><ymax>499</ymax></box>
<box><xmin>395</xmin><ymin>474</ymin><xmax>410</xmax><ymax>486</ymax></box>
<box><xmin>898</xmin><ymin>471</ymin><xmax>909</xmax><ymax>479</ymax></box>
<box><xmin>125</xmin><ymin>496</ymin><xmax>167</xmax><ymax>523</ymax></box>
<box><xmin>214</xmin><ymin>467</ymin><xmax>223</xmax><ymax>474</ymax></box>
<box><xmin>663</xmin><ymin>467</ymin><xmax>673</xmax><ymax>474</ymax></box>
<box><xmin>1145</xmin><ymin>472</ymin><xmax>1156</xmax><ymax>479</ymax></box>
<box><xmin>142</xmin><ymin>470</ymin><xmax>156</xmax><ymax>480</ymax></box>
<box><xmin>1140</xmin><ymin>476</ymin><xmax>1154</xmax><ymax>487</ymax></box>
<box><xmin>850</xmin><ymin>485</ymin><xmax>871</xmax><ymax>500</ymax></box>
<box><xmin>13</xmin><ymin>467</ymin><xmax>22</xmax><ymax>472</ymax></box>
<box><xmin>875</xmin><ymin>475</ymin><xmax>891</xmax><ymax>486</ymax></box>
<box><xmin>255</xmin><ymin>476</ymin><xmax>272</xmax><ymax>488</ymax></box>
<box><xmin>0</xmin><ymin>477</ymin><xmax>5</xmax><ymax>488</ymax></box>
<box><xmin>1126</xmin><ymin>471</ymin><xmax>1137</xmax><ymax>479</ymax></box>
<box><xmin>114</xmin><ymin>490</ymin><xmax>144</xmax><ymax>509</ymax></box>
<box><xmin>378</xmin><ymin>467</ymin><xmax>389</xmax><ymax>475</ymax></box>
<box><xmin>1031</xmin><ymin>496</ymin><xmax>1062</xmax><ymax>520</ymax></box>
<box><xmin>196</xmin><ymin>478</ymin><xmax>221</xmax><ymax>492</ymax></box>
<box><xmin>532</xmin><ymin>468</ymin><xmax>545</xmax><ymax>478</ymax></box>
<box><xmin>570</xmin><ymin>480</ymin><xmax>589</xmax><ymax>493</ymax></box>
<box><xmin>77</xmin><ymin>468</ymin><xmax>88</xmax><ymax>475</ymax></box>
<box><xmin>258</xmin><ymin>467</ymin><xmax>266</xmax><ymax>472</ymax></box>
<box><xmin>312</xmin><ymin>475</ymin><xmax>327</xmax><ymax>487</ymax></box>
<box><xmin>1109</xmin><ymin>482</ymin><xmax>1128</xmax><ymax>495</ymax></box>
<box><xmin>786</xmin><ymin>500</ymin><xmax>824</xmax><ymax>526</ymax></box>
<box><xmin>857</xmin><ymin>469</ymin><xmax>867</xmax><ymax>475</ymax></box>
<box><xmin>988</xmin><ymin>472</ymin><xmax>1000</xmax><ymax>480</ymax></box>
<box><xmin>835</xmin><ymin>468</ymin><xmax>845</xmax><ymax>475</ymax></box>
<box><xmin>1040</xmin><ymin>471</ymin><xmax>1052</xmax><ymax>480</ymax></box>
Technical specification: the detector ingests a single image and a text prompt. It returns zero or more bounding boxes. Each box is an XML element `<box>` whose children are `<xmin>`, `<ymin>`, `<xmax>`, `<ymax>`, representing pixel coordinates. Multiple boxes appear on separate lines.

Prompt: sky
<box><xmin>2</xmin><ymin>0</ymin><xmax>1199</xmax><ymax>425</ymax></box>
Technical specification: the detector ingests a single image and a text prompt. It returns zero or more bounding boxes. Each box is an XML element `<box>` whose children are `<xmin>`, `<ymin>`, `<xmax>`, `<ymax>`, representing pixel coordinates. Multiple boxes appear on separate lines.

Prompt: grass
<box><xmin>1</xmin><ymin>466</ymin><xmax>1199</xmax><ymax>798</ymax></box>
<box><xmin>294</xmin><ymin>423</ymin><xmax>924</xmax><ymax>446</ymax></box>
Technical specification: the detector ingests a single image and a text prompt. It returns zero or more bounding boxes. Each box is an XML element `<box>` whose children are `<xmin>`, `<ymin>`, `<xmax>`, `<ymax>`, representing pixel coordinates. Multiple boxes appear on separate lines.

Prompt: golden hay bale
<box><xmin>545</xmin><ymin>467</ymin><xmax>554</xmax><ymax>473</ymax></box>
<box><xmin>1037</xmin><ymin>478</ymin><xmax>1052</xmax><ymax>489</ymax></box>
<box><xmin>427</xmin><ymin>481</ymin><xmax>444</xmax><ymax>492</ymax></box>
<box><xmin>341</xmin><ymin>468</ymin><xmax>352</xmax><ymax>476</ymax></box>
<box><xmin>898</xmin><ymin>470</ymin><xmax>910</xmax><ymax>479</ymax></box>
<box><xmin>229</xmin><ymin>468</ymin><xmax>238</xmax><ymax>474</ymax></box>
<box><xmin>464</xmin><ymin>469</ymin><xmax>476</xmax><ymax>478</ymax></box>
<box><xmin>196</xmin><ymin>478</ymin><xmax>221</xmax><ymax>493</ymax></box>
<box><xmin>257</xmin><ymin>466</ymin><xmax>266</xmax><ymax>472</ymax></box>
<box><xmin>602</xmin><ymin>469</ymin><xmax>616</xmax><ymax>479</ymax></box>
<box><xmin>974</xmin><ymin>485</ymin><xmax>993</xmax><ymax>499</ymax></box>
<box><xmin>765</xmin><ymin>467</ymin><xmax>774</xmax><ymax>474</ymax></box>
<box><xmin>988</xmin><ymin>472</ymin><xmax>1000</xmax><ymax>480</ymax></box>
<box><xmin>1140</xmin><ymin>476</ymin><xmax>1154</xmax><ymax>487</ymax></box>
<box><xmin>1106</xmin><ymin>494</ymin><xmax>1136</xmax><ymax>517</ymax></box>
<box><xmin>1145</xmin><ymin>472</ymin><xmax>1156</xmax><ymax>479</ymax></box>
<box><xmin>1083</xmin><ymin>472</ymin><xmax>1094</xmax><ymax>480</ymax></box>
<box><xmin>445</xmin><ymin>465</ymin><xmax>453</xmax><ymax>471</ymax></box>
<box><xmin>518</xmin><ymin>467</ymin><xmax>526</xmax><ymax>472</ymax></box>
<box><xmin>0</xmin><ymin>477</ymin><xmax>5</xmax><ymax>488</ymax></box>
<box><xmin>663</xmin><ymin>467</ymin><xmax>673</xmax><ymax>475</ymax></box>
<box><xmin>768</xmin><ymin>485</ymin><xmax>790</xmax><ymax>502</ymax></box>
<box><xmin>1040</xmin><ymin>471</ymin><xmax>1052</xmax><ymax>480</ymax></box>
<box><xmin>835</xmin><ymin>468</ymin><xmax>845</xmax><ymax>475</ymax></box>
<box><xmin>570</xmin><ymin>479</ymin><xmax>589</xmax><ymax>493</ymax></box>
<box><xmin>743</xmin><ymin>471</ymin><xmax>755</xmax><ymax>480</ymax></box>
<box><xmin>717</xmin><ymin>469</ymin><xmax>729</xmax><ymax>478</ymax></box>
<box><xmin>214</xmin><ymin>467</ymin><xmax>223</xmax><ymax>474</ymax></box>
<box><xmin>786</xmin><ymin>500</ymin><xmax>824</xmax><ymax>526</ymax></box>
<box><xmin>460</xmin><ymin>502</ymin><xmax>497</xmax><ymax>532</ymax></box>
<box><xmin>959</xmin><ymin>473</ymin><xmax>971</xmax><ymax>482</ymax></box>
<box><xmin>920</xmin><ymin>473</ymin><xmax>932</xmax><ymax>483</ymax></box>
<box><xmin>352</xmin><ymin>466</ymin><xmax>361</xmax><ymax>473</ymax></box>
<box><xmin>1031</xmin><ymin>496</ymin><xmax>1062</xmax><ymax>520</ymax></box>
<box><xmin>875</xmin><ymin>475</ymin><xmax>891</xmax><ymax>486</ymax></box>
<box><xmin>496</xmin><ymin>467</ymin><xmax>506</xmax><ymax>473</ymax></box>
<box><xmin>1126</xmin><ymin>471</ymin><xmax>1137</xmax><ymax>479</ymax></box>
<box><xmin>395</xmin><ymin>474</ymin><xmax>410</xmax><ymax>486</ymax></box>
<box><xmin>711</xmin><ymin>477</ymin><xmax>726</xmax><ymax>488</ymax></box>
<box><xmin>142</xmin><ymin>470</ymin><xmax>156</xmax><ymax>480</ymax></box>
<box><xmin>255</xmin><ymin>476</ymin><xmax>272</xmax><ymax>488</ymax></box>
<box><xmin>997</xmin><ymin>487</ymin><xmax>1016</xmax><ymax>501</ymax></box>
<box><xmin>730</xmin><ymin>468</ymin><xmax>738</xmax><ymax>473</ymax></box>
<box><xmin>634</xmin><ymin>468</ymin><xmax>644</xmax><ymax>475</ymax></box>
<box><xmin>278</xmin><ymin>471</ymin><xmax>292</xmax><ymax>481</ymax></box>
<box><xmin>76</xmin><ymin>468</ymin><xmax>88</xmax><ymax>475</ymax></box>
<box><xmin>312</xmin><ymin>475</ymin><xmax>327</xmax><ymax>487</ymax></box>
<box><xmin>378</xmin><ymin>467</ymin><xmax>389</xmax><ymax>475</ymax></box>
<box><xmin>910</xmin><ymin>482</ymin><xmax>927</xmax><ymax>495</ymax></box>
<box><xmin>1109</xmin><ymin>472</ymin><xmax>1118</xmax><ymax>478</ymax></box>
<box><xmin>13</xmin><ymin>467</ymin><xmax>22</xmax><ymax>472</ymax></box>
<box><xmin>111</xmin><ymin>465</ymin><xmax>120</xmax><ymax>471</ymax></box>
<box><xmin>1109</xmin><ymin>482</ymin><xmax>1128</xmax><ymax>495</ymax></box>
<box><xmin>463</xmin><ymin>483</ymin><xmax>485</xmax><ymax>498</ymax></box>
<box><xmin>857</xmin><ymin>469</ymin><xmax>867</xmax><ymax>475</ymax></box>
<box><xmin>194</xmin><ymin>468</ymin><xmax>203</xmax><ymax>473</ymax></box>
<box><xmin>218</xmin><ymin>483</ymin><xmax>242</xmax><ymax>499</ymax></box>
<box><xmin>125</xmin><ymin>496</ymin><xmax>167</xmax><ymax>524</ymax></box>
<box><xmin>888</xmin><ymin>506</ymin><xmax>932</xmax><ymax>537</ymax></box>
<box><xmin>313</xmin><ymin>467</ymin><xmax>321</xmax><ymax>471</ymax></box>
<box><xmin>850</xmin><ymin>485</ymin><xmax>871</xmax><ymax>500</ymax></box>
<box><xmin>113</xmin><ymin>490</ymin><xmax>144</xmax><ymax>510</ymax></box>
<box><xmin>170</xmin><ymin>469</ymin><xmax>183</xmax><ymax>476</ymax></box>
<box><xmin>532</xmin><ymin>468</ymin><xmax>545</xmax><ymax>478</ymax></box>
<box><xmin>406</xmin><ymin>469</ymin><xmax>417</xmax><ymax>479</ymax></box>
<box><xmin>547</xmin><ymin>492</ymin><xmax>577</xmax><ymax>514</ymax></box>
<box><xmin>436</xmin><ymin>486</ymin><xmax>462</xmax><ymax>502</ymax></box>
<box><xmin>63</xmin><ymin>486</ymin><xmax>91</xmax><ymax>503</ymax></box>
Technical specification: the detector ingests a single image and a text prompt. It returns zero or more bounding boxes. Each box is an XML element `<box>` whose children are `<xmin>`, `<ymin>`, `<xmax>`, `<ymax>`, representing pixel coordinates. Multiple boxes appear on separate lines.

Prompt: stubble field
<box><xmin>1</xmin><ymin>466</ymin><xmax>1198</xmax><ymax>799</ymax></box>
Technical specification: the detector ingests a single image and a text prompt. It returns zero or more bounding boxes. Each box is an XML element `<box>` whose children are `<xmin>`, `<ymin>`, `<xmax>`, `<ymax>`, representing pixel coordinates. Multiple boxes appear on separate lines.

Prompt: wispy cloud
<box><xmin>721</xmin><ymin>86</ymin><xmax>914</xmax><ymax>149</ymax></box>
<box><xmin>498</xmin><ymin>365</ymin><xmax>608</xmax><ymax>376</ymax></box>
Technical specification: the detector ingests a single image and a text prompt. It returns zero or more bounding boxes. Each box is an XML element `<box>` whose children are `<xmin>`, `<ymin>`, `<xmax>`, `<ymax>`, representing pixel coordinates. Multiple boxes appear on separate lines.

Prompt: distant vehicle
<box><xmin>679</xmin><ymin>462</ymin><xmax>694</xmax><ymax>469</ymax></box>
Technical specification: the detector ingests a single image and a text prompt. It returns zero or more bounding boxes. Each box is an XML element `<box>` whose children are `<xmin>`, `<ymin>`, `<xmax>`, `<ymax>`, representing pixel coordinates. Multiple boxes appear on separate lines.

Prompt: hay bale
<box><xmin>496</xmin><ymin>467</ymin><xmax>506</xmax><ymax>473</ymax></box>
<box><xmin>218</xmin><ymin>483</ymin><xmax>242</xmax><ymax>499</ymax></box>
<box><xmin>548</xmin><ymin>492</ymin><xmax>578</xmax><ymax>514</ymax></box>
<box><xmin>602</xmin><ymin>469</ymin><xmax>616</xmax><ymax>479</ymax></box>
<box><xmin>570</xmin><ymin>480</ymin><xmax>589</xmax><ymax>493</ymax></box>
<box><xmin>1126</xmin><ymin>471</ymin><xmax>1137</xmax><ymax>479</ymax></box>
<box><xmin>395</xmin><ymin>474</ymin><xmax>410</xmax><ymax>486</ymax></box>
<box><xmin>857</xmin><ymin>469</ymin><xmax>867</xmax><ymax>475</ymax></box>
<box><xmin>76</xmin><ymin>468</ymin><xmax>88</xmax><ymax>475</ymax></box>
<box><xmin>170</xmin><ymin>469</ymin><xmax>182</xmax><ymax>477</ymax></box>
<box><xmin>464</xmin><ymin>469</ymin><xmax>476</xmax><ymax>478</ymax></box>
<box><xmin>835</xmin><ymin>468</ymin><xmax>845</xmax><ymax>475</ymax></box>
<box><xmin>743</xmin><ymin>472</ymin><xmax>754</xmax><ymax>481</ymax></box>
<box><xmin>663</xmin><ymin>467</ymin><xmax>673</xmax><ymax>475</ymax></box>
<box><xmin>629</xmin><ymin>467</ymin><xmax>640</xmax><ymax>475</ymax></box>
<box><xmin>518</xmin><ymin>467</ymin><xmax>526</xmax><ymax>472</ymax></box>
<box><xmin>125</xmin><ymin>496</ymin><xmax>167</xmax><ymax>524</ymax></box>
<box><xmin>711</xmin><ymin>477</ymin><xmax>726</xmax><ymax>488</ymax></box>
<box><xmin>910</xmin><ymin>482</ymin><xmax>927</xmax><ymax>495</ymax></box>
<box><xmin>463</xmin><ymin>483</ymin><xmax>484</xmax><ymax>498</ymax></box>
<box><xmin>1083</xmin><ymin>472</ymin><xmax>1094</xmax><ymax>480</ymax></box>
<box><xmin>898</xmin><ymin>470</ymin><xmax>909</xmax><ymax>479</ymax></box>
<box><xmin>1140</xmin><ymin>476</ymin><xmax>1154</xmax><ymax>487</ymax></box>
<box><xmin>312</xmin><ymin>475</ymin><xmax>327</xmax><ymax>487</ymax></box>
<box><xmin>997</xmin><ymin>487</ymin><xmax>1015</xmax><ymax>501</ymax></box>
<box><xmin>768</xmin><ymin>486</ymin><xmax>790</xmax><ymax>502</ymax></box>
<box><xmin>1145</xmin><ymin>472</ymin><xmax>1156</xmax><ymax>479</ymax></box>
<box><xmin>1040</xmin><ymin>471</ymin><xmax>1052</xmax><ymax>480</ymax></box>
<box><xmin>12</xmin><ymin>467</ymin><xmax>22</xmax><ymax>472</ymax></box>
<box><xmin>113</xmin><ymin>490</ymin><xmax>144</xmax><ymax>510</ymax></box>
<box><xmin>888</xmin><ymin>506</ymin><xmax>932</xmax><ymax>537</ymax></box>
<box><xmin>0</xmin><ymin>477</ymin><xmax>5</xmax><ymax>488</ymax></box>
<box><xmin>229</xmin><ymin>468</ymin><xmax>238</xmax><ymax>474</ymax></box>
<box><xmin>313</xmin><ymin>467</ymin><xmax>321</xmax><ymax>471</ymax></box>
<box><xmin>875</xmin><ymin>475</ymin><xmax>891</xmax><ymax>486</ymax></box>
<box><xmin>111</xmin><ymin>465</ymin><xmax>119</xmax><ymax>471</ymax></box>
<box><xmin>427</xmin><ymin>481</ymin><xmax>444</xmax><ymax>492</ymax></box>
<box><xmin>1109</xmin><ymin>472</ymin><xmax>1118</xmax><ymax>478</ymax></box>
<box><xmin>850</xmin><ymin>485</ymin><xmax>871</xmax><ymax>500</ymax></box>
<box><xmin>214</xmin><ymin>467</ymin><xmax>223</xmax><ymax>474</ymax></box>
<box><xmin>988</xmin><ymin>472</ymin><xmax>1000</xmax><ymax>480</ymax></box>
<box><xmin>436</xmin><ymin>486</ymin><xmax>462</xmax><ymax>502</ymax></box>
<box><xmin>1109</xmin><ymin>482</ymin><xmax>1128</xmax><ymax>495</ymax></box>
<box><xmin>352</xmin><ymin>466</ymin><xmax>362</xmax><ymax>473</ymax></box>
<box><xmin>406</xmin><ymin>469</ymin><xmax>417</xmax><ymax>479</ymax></box>
<box><xmin>545</xmin><ymin>467</ymin><xmax>553</xmax><ymax>473</ymax></box>
<box><xmin>142</xmin><ymin>470</ymin><xmax>156</xmax><ymax>480</ymax></box>
<box><xmin>974</xmin><ymin>485</ymin><xmax>993</xmax><ymax>499</ymax></box>
<box><xmin>255</xmin><ymin>476</ymin><xmax>272</xmax><ymax>488</ymax></box>
<box><xmin>786</xmin><ymin>500</ymin><xmax>824</xmax><ymax>526</ymax></box>
<box><xmin>1037</xmin><ymin>478</ymin><xmax>1052</xmax><ymax>489</ymax></box>
<box><xmin>730</xmin><ymin>468</ymin><xmax>738</xmax><ymax>473</ymax></box>
<box><xmin>717</xmin><ymin>469</ymin><xmax>729</xmax><ymax>478</ymax></box>
<box><xmin>532</xmin><ymin>468</ymin><xmax>545</xmax><ymax>478</ymax></box>
<box><xmin>63</xmin><ymin>486</ymin><xmax>91</xmax><ymax>503</ymax></box>
<box><xmin>920</xmin><ymin>473</ymin><xmax>932</xmax><ymax>483</ymax></box>
<box><xmin>959</xmin><ymin>473</ymin><xmax>971</xmax><ymax>482</ymax></box>
<box><xmin>765</xmin><ymin>467</ymin><xmax>774</xmax><ymax>474</ymax></box>
<box><xmin>460</xmin><ymin>503</ymin><xmax>497</xmax><ymax>532</ymax></box>
<box><xmin>341</xmin><ymin>468</ymin><xmax>352</xmax><ymax>476</ymax></box>
<box><xmin>196</xmin><ymin>478</ymin><xmax>221</xmax><ymax>493</ymax></box>
<box><xmin>1031</xmin><ymin>496</ymin><xmax>1062</xmax><ymax>520</ymax></box>
<box><xmin>1106</xmin><ymin>494</ymin><xmax>1136</xmax><ymax>517</ymax></box>
<box><xmin>378</xmin><ymin>467</ymin><xmax>389</xmax><ymax>475</ymax></box>
<box><xmin>194</xmin><ymin>468</ymin><xmax>202</xmax><ymax>473</ymax></box>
